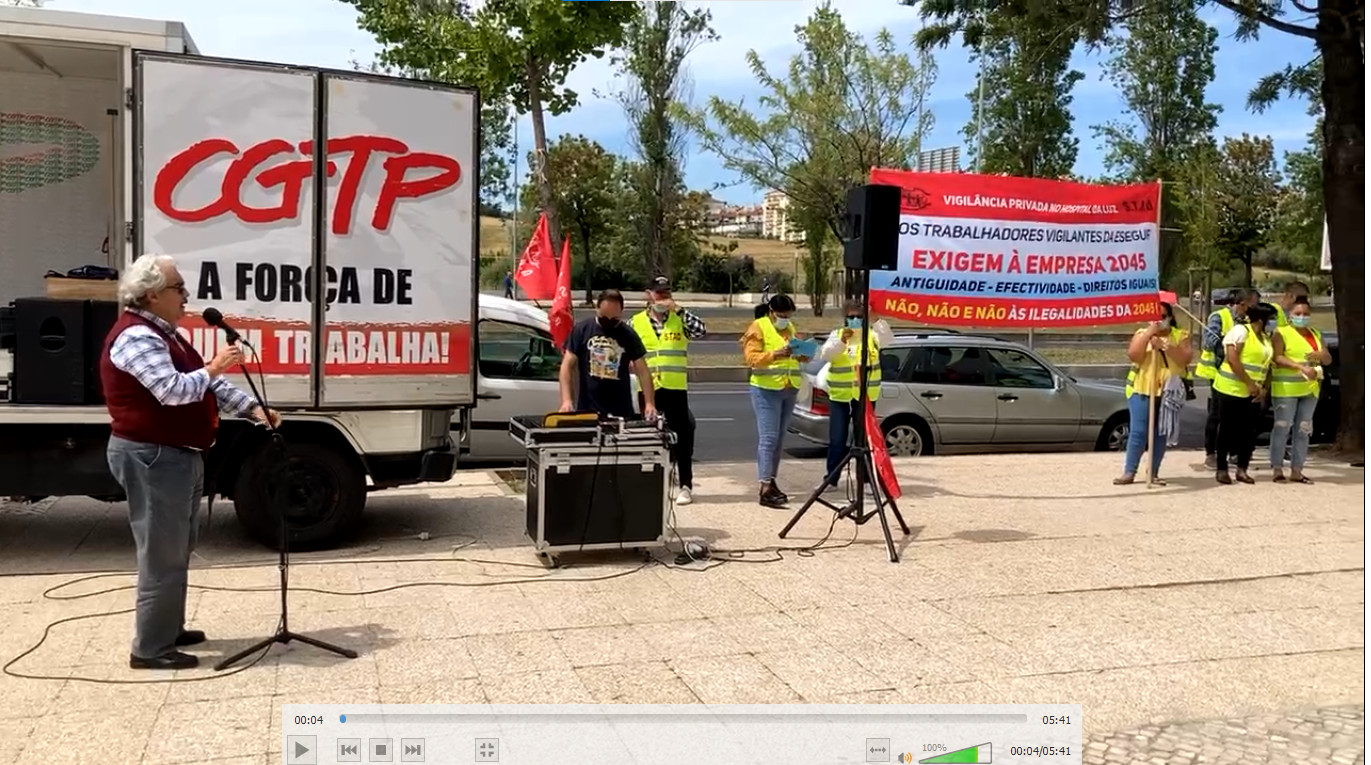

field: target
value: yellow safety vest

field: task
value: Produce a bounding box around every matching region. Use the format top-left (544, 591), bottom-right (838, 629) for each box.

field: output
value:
top-left (827, 329), bottom-right (881, 403)
top-left (631, 310), bottom-right (689, 391)
top-left (1270, 326), bottom-right (1323, 399)
top-left (1274, 303), bottom-right (1289, 328)
top-left (1212, 328), bottom-right (1273, 398)
top-left (749, 317), bottom-right (801, 390)
top-left (1124, 326), bottom-right (1189, 398)
top-left (1195, 308), bottom-right (1236, 380)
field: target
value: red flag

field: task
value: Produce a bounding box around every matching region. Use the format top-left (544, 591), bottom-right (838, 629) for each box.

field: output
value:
top-left (515, 213), bottom-right (556, 300)
top-left (549, 237), bottom-right (573, 350)
top-left (865, 400), bottom-right (902, 500)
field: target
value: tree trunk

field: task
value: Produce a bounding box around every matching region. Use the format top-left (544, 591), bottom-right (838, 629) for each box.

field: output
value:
top-left (525, 58), bottom-right (562, 251)
top-left (580, 222), bottom-right (594, 306)
top-left (1319, 14), bottom-right (1365, 454)
top-left (1242, 255), bottom-right (1253, 289)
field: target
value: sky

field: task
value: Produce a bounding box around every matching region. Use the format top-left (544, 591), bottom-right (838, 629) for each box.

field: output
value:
top-left (45, 0), bottom-right (1321, 206)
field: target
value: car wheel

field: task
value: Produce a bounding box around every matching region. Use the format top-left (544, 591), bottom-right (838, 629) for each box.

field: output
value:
top-left (1097, 413), bottom-right (1130, 452)
top-left (883, 418), bottom-right (930, 457)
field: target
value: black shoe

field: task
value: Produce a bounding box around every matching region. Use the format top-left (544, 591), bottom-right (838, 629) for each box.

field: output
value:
top-left (768, 481), bottom-right (789, 503)
top-left (175, 629), bottom-right (207, 647)
top-left (1215, 471), bottom-right (1233, 485)
top-left (130, 651), bottom-right (199, 670)
top-left (759, 485), bottom-right (787, 509)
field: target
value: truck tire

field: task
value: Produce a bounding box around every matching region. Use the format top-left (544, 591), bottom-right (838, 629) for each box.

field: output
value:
top-left (232, 439), bottom-right (365, 552)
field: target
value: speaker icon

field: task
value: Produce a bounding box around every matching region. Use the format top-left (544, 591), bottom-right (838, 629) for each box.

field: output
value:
top-left (899, 754), bottom-right (913, 763)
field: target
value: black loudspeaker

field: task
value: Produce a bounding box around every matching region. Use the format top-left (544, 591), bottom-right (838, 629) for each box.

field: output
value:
top-left (842, 183), bottom-right (903, 271)
top-left (12, 298), bottom-right (120, 405)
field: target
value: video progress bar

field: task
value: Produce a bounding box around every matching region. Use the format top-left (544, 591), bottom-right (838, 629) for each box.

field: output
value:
top-left (340, 714), bottom-right (1029, 724)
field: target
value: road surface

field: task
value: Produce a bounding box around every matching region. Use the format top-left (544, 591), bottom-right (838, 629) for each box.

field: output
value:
top-left (686, 382), bottom-right (1214, 463)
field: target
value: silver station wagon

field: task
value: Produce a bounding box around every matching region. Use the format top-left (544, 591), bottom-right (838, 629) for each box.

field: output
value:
top-left (789, 333), bottom-right (1133, 456)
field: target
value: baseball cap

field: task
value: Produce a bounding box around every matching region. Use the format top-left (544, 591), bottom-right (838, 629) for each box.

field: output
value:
top-left (648, 276), bottom-right (671, 293)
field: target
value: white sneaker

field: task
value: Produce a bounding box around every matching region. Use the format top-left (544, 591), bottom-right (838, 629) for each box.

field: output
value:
top-left (676, 487), bottom-right (693, 505)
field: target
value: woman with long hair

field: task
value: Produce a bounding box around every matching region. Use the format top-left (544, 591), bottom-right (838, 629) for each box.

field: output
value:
top-left (1212, 302), bottom-right (1276, 484)
top-left (741, 294), bottom-right (808, 508)
top-left (1114, 302), bottom-right (1193, 485)
top-left (1268, 297), bottom-right (1331, 483)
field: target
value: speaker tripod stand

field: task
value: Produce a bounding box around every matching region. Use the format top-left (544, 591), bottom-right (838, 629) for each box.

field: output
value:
top-left (777, 266), bottom-right (910, 562)
top-left (214, 354), bottom-right (356, 671)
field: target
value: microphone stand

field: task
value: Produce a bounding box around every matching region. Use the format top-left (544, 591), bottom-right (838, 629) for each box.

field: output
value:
top-left (215, 338), bottom-right (356, 671)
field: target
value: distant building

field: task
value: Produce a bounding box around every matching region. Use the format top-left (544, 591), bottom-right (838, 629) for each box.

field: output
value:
top-left (699, 194), bottom-right (763, 237)
top-left (761, 189), bottom-right (804, 243)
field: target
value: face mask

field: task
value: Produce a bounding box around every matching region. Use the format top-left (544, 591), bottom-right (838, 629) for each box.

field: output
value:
top-left (846, 317), bottom-right (862, 330)
top-left (597, 316), bottom-right (619, 329)
top-left (651, 302), bottom-right (669, 314)
top-left (772, 317), bottom-right (789, 330)
top-left (1291, 315), bottom-right (1310, 328)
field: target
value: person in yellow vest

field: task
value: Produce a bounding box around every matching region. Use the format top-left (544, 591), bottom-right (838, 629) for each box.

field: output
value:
top-left (1212, 302), bottom-right (1276, 484)
top-left (1199, 289), bottom-right (1256, 469)
top-left (630, 276), bottom-right (706, 505)
top-left (1271, 280), bottom-right (1310, 329)
top-left (817, 298), bottom-right (893, 490)
top-left (741, 294), bottom-right (809, 508)
top-left (1268, 297), bottom-right (1330, 484)
top-left (1114, 303), bottom-right (1193, 485)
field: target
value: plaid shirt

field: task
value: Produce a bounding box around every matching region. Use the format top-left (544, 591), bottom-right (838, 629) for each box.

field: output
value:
top-left (648, 307), bottom-right (706, 339)
top-left (108, 308), bottom-right (256, 417)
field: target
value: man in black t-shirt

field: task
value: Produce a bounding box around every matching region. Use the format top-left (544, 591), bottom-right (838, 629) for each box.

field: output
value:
top-left (559, 289), bottom-right (658, 420)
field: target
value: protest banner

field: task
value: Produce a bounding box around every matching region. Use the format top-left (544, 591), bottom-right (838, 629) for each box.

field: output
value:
top-left (867, 169), bottom-right (1163, 327)
top-left (138, 56), bottom-right (476, 405)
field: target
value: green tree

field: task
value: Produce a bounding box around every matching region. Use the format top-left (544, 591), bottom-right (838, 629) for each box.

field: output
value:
top-left (517, 136), bottom-right (620, 304)
top-left (614, 2), bottom-right (717, 280)
top-left (947, 5), bottom-right (1084, 177)
top-left (1214, 134), bottom-right (1280, 288)
top-left (908, 0), bottom-right (1364, 453)
top-left (682, 2), bottom-right (933, 315)
top-left (1271, 123), bottom-right (1324, 269)
top-left (1093, 0), bottom-right (1221, 284)
top-left (345, 0), bottom-right (636, 251)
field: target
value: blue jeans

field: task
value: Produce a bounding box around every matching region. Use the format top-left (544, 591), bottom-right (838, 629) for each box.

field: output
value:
top-left (107, 436), bottom-right (204, 659)
top-left (750, 386), bottom-right (797, 482)
top-left (826, 400), bottom-right (858, 483)
top-left (1122, 393), bottom-right (1166, 477)
top-left (1269, 395), bottom-right (1318, 471)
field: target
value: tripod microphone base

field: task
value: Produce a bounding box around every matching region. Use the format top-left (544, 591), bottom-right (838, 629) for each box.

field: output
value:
top-left (214, 629), bottom-right (358, 672)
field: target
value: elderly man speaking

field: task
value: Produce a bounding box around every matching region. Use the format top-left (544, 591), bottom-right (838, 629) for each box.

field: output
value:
top-left (100, 253), bottom-right (279, 670)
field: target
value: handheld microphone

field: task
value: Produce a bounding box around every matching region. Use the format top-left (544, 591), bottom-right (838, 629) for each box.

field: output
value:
top-left (201, 307), bottom-right (241, 344)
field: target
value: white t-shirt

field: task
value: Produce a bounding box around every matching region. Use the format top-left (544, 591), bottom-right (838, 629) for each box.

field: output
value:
top-left (1222, 324), bottom-right (1273, 367)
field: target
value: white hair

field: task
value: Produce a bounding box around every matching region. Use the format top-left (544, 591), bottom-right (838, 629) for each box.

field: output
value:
top-left (118, 254), bottom-right (177, 308)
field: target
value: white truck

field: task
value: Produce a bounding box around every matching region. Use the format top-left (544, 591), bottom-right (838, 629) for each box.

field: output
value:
top-left (0, 7), bottom-right (480, 550)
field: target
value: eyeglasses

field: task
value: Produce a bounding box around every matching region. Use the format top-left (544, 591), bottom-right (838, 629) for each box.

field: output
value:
top-left (165, 282), bottom-right (188, 296)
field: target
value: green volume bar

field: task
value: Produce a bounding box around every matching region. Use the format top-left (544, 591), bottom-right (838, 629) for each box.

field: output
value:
top-left (919, 742), bottom-right (992, 764)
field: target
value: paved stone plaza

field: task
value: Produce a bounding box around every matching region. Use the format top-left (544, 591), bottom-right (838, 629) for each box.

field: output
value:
top-left (0, 451), bottom-right (1362, 764)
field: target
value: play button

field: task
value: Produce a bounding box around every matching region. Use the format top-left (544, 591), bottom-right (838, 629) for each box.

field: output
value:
top-left (286, 735), bottom-right (317, 764)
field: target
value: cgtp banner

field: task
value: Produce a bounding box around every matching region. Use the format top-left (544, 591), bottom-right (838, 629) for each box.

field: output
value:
top-left (137, 54), bottom-right (476, 405)
top-left (868, 169), bottom-right (1163, 327)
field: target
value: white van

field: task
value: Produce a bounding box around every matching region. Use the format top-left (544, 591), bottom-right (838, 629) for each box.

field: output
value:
top-left (462, 295), bottom-right (562, 462)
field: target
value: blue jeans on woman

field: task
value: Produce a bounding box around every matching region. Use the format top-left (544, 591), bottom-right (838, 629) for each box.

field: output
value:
top-left (750, 386), bottom-right (798, 482)
top-left (826, 400), bottom-right (858, 483)
top-left (1122, 393), bottom-right (1167, 477)
top-left (1269, 395), bottom-right (1318, 471)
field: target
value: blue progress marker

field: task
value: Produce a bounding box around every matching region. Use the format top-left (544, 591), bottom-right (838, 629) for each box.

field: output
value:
top-left (341, 715), bottom-right (347, 723)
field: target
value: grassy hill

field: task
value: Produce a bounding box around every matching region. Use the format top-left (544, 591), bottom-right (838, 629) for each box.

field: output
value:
top-left (478, 215), bottom-right (803, 271)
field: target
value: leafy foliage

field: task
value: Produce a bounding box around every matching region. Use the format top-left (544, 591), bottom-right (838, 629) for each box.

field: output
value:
top-left (518, 135), bottom-right (620, 304)
top-left (345, 0), bottom-right (637, 248)
top-left (1215, 134), bottom-right (1281, 287)
top-left (680, 2), bottom-right (933, 313)
top-left (960, 4), bottom-right (1084, 177)
top-left (1271, 122), bottom-right (1324, 268)
top-left (613, 2), bottom-right (717, 280)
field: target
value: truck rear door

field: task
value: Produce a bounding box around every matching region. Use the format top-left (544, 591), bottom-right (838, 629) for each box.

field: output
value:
top-left (132, 51), bottom-right (478, 410)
